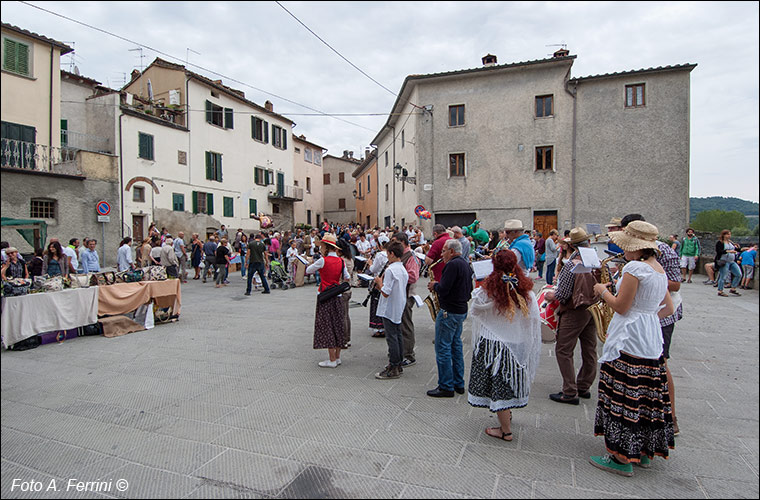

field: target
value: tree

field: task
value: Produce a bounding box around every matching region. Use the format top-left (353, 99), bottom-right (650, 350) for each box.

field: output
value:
top-left (691, 210), bottom-right (749, 233)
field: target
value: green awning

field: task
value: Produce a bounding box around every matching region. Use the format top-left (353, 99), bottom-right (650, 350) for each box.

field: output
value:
top-left (1, 217), bottom-right (48, 250)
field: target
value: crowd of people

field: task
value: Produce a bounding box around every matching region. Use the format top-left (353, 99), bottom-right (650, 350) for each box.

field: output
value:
top-left (1, 215), bottom-right (758, 479)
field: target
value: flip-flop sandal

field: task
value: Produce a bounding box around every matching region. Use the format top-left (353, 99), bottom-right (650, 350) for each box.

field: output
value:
top-left (485, 427), bottom-right (513, 441)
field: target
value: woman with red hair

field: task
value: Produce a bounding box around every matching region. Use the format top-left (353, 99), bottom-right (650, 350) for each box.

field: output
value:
top-left (467, 249), bottom-right (541, 441)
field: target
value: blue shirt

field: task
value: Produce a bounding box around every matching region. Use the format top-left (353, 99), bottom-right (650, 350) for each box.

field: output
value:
top-left (509, 234), bottom-right (535, 273)
top-left (81, 248), bottom-right (100, 273)
top-left (740, 249), bottom-right (757, 267)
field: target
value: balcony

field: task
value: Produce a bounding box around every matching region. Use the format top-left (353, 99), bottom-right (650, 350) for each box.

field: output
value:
top-left (1, 138), bottom-right (82, 176)
top-left (61, 130), bottom-right (113, 154)
top-left (268, 184), bottom-right (304, 202)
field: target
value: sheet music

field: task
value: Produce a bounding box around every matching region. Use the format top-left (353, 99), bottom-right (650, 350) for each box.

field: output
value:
top-left (471, 259), bottom-right (494, 280)
top-left (571, 262), bottom-right (593, 274)
top-left (412, 295), bottom-right (424, 308)
top-left (296, 255), bottom-right (310, 265)
top-left (578, 247), bottom-right (601, 269)
top-left (354, 255), bottom-right (367, 262)
top-left (357, 273), bottom-right (374, 281)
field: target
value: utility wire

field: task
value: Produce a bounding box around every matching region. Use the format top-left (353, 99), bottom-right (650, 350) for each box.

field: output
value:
top-left (275, 1), bottom-right (423, 111)
top-left (18, 1), bottom-right (379, 133)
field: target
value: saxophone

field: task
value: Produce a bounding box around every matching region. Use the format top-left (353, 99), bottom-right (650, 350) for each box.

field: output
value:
top-left (423, 259), bottom-right (444, 322)
top-left (589, 253), bottom-right (624, 343)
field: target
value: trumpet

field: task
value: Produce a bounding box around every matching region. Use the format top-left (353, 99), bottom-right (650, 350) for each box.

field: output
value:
top-left (423, 259), bottom-right (444, 322)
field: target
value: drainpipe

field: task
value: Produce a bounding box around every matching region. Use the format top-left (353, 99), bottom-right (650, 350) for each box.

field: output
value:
top-left (49, 46), bottom-right (54, 154)
top-left (565, 77), bottom-right (578, 228)
top-left (391, 126), bottom-right (396, 227)
top-left (118, 109), bottom-right (125, 242)
top-left (185, 75), bottom-right (191, 186)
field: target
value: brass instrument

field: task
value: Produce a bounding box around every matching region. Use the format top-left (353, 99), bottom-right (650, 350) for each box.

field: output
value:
top-left (589, 252), bottom-right (625, 343)
top-left (423, 259), bottom-right (444, 322)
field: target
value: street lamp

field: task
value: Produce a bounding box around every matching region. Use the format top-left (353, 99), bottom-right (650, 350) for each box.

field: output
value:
top-left (394, 163), bottom-right (416, 184)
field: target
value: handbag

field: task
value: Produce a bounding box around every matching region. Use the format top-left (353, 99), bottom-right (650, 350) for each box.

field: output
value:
top-left (2, 278), bottom-right (32, 297)
top-left (69, 274), bottom-right (91, 288)
top-left (317, 281), bottom-right (351, 303)
top-left (143, 266), bottom-right (167, 281)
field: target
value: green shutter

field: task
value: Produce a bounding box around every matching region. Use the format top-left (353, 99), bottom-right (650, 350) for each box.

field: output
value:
top-left (16, 41), bottom-right (29, 75)
top-left (139, 133), bottom-right (146, 158)
top-left (205, 151), bottom-right (213, 179)
top-left (282, 130), bottom-right (287, 150)
top-left (223, 196), bottom-right (233, 217)
top-left (60, 120), bottom-right (68, 146)
top-left (205, 100), bottom-right (213, 123)
top-left (215, 153), bottom-right (222, 182)
top-left (263, 121), bottom-right (269, 143)
top-left (249, 199), bottom-right (257, 218)
top-left (254, 168), bottom-right (259, 185)
top-left (192, 191), bottom-right (198, 214)
top-left (3, 38), bottom-right (17, 72)
top-left (225, 108), bottom-right (234, 129)
top-left (207, 193), bottom-right (214, 215)
top-left (251, 116), bottom-right (255, 139)
top-left (3, 38), bottom-right (29, 75)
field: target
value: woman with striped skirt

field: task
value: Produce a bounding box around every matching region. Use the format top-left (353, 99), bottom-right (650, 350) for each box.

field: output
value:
top-left (590, 221), bottom-right (676, 477)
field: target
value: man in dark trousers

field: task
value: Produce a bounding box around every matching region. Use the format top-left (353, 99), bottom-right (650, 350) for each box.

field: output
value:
top-left (426, 239), bottom-right (473, 398)
top-left (392, 232), bottom-right (420, 367)
top-left (245, 233), bottom-right (271, 295)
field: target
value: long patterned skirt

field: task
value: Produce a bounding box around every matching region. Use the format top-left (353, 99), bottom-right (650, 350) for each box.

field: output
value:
top-left (313, 295), bottom-right (346, 349)
top-left (468, 337), bottom-right (531, 412)
top-left (369, 292), bottom-right (383, 330)
top-left (594, 352), bottom-right (675, 462)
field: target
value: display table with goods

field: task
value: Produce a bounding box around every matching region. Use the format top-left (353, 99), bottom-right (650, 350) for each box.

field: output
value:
top-left (1, 266), bottom-right (181, 350)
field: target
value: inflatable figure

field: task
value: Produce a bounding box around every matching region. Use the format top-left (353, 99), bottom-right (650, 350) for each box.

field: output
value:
top-left (463, 219), bottom-right (490, 245)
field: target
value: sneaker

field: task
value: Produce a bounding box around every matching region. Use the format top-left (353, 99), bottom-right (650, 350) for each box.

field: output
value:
top-left (375, 365), bottom-right (401, 379)
top-left (336, 358), bottom-right (342, 366)
top-left (401, 358), bottom-right (416, 367)
top-left (589, 455), bottom-right (633, 477)
top-left (318, 360), bottom-right (339, 368)
top-left (702, 280), bottom-right (713, 285)
top-left (635, 455), bottom-right (652, 468)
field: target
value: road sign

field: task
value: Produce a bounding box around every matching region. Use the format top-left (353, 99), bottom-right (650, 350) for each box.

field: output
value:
top-left (96, 201), bottom-right (111, 216)
top-left (97, 215), bottom-right (111, 223)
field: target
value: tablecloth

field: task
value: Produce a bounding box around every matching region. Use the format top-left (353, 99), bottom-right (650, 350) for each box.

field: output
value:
top-left (97, 280), bottom-right (181, 317)
top-left (1, 287), bottom-right (99, 348)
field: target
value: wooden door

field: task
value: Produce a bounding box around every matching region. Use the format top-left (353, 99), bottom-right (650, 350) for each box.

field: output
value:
top-left (132, 215), bottom-right (144, 243)
top-left (533, 211), bottom-right (558, 237)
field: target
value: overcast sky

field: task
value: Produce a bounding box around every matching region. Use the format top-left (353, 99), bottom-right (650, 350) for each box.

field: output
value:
top-left (2, 1), bottom-right (758, 202)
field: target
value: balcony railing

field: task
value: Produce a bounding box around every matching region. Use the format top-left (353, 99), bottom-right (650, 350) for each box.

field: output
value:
top-left (268, 184), bottom-right (304, 201)
top-left (1, 138), bottom-right (82, 176)
top-left (61, 130), bottom-right (113, 154)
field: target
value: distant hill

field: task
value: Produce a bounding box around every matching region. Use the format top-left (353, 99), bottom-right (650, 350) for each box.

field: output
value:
top-left (690, 197), bottom-right (759, 224)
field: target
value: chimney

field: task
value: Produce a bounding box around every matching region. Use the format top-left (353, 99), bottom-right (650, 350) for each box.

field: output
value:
top-left (365, 148), bottom-right (370, 159)
top-left (265, 100), bottom-right (273, 112)
top-left (349, 151), bottom-right (354, 159)
top-left (553, 48), bottom-right (570, 58)
top-left (343, 150), bottom-right (349, 158)
top-left (482, 54), bottom-right (498, 67)
top-left (130, 69), bottom-right (140, 82)
top-left (299, 134), bottom-right (306, 140)
top-left (213, 79), bottom-right (222, 85)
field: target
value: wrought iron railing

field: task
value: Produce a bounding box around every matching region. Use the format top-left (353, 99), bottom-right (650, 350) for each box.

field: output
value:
top-left (1, 138), bottom-right (82, 175)
top-left (268, 184), bottom-right (304, 201)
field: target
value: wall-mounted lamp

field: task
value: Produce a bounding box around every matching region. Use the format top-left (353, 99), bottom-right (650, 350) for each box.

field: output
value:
top-left (393, 163), bottom-right (416, 185)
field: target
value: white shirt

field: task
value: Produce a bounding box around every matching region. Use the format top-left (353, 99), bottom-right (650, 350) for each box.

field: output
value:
top-left (117, 244), bottom-right (134, 271)
top-left (356, 239), bottom-right (372, 255)
top-left (62, 246), bottom-right (78, 271)
top-left (306, 252), bottom-right (351, 280)
top-left (370, 251), bottom-right (388, 276)
top-left (376, 261), bottom-right (409, 324)
top-left (286, 246), bottom-right (299, 264)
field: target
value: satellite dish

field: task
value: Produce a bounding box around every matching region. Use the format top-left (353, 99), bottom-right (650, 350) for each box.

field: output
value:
top-left (147, 79), bottom-right (154, 101)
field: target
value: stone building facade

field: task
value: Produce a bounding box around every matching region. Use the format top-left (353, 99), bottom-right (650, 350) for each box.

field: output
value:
top-left (322, 152), bottom-right (361, 225)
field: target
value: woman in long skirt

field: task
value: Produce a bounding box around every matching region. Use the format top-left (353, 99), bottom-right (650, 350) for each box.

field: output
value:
top-left (306, 234), bottom-right (350, 368)
top-left (468, 249), bottom-right (541, 441)
top-left (368, 239), bottom-right (389, 337)
top-left (590, 221), bottom-right (675, 477)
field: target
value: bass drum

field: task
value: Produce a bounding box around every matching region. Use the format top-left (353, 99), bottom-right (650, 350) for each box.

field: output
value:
top-left (537, 285), bottom-right (559, 344)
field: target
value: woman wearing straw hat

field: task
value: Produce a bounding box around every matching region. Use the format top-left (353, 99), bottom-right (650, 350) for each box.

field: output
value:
top-left (306, 233), bottom-right (350, 368)
top-left (589, 220), bottom-right (675, 477)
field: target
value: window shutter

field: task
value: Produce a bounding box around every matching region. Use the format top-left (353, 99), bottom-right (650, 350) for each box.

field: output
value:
top-left (60, 120), bottom-right (68, 146)
top-left (225, 108), bottom-right (234, 129)
top-left (249, 199), bottom-right (257, 218)
top-left (251, 116), bottom-right (255, 139)
top-left (192, 191), bottom-right (198, 214)
top-left (264, 121), bottom-right (269, 143)
top-left (215, 154), bottom-right (223, 182)
top-left (139, 133), bottom-right (147, 158)
top-left (282, 130), bottom-right (287, 150)
top-left (207, 193), bottom-right (214, 215)
top-left (205, 151), bottom-right (213, 179)
top-left (16, 41), bottom-right (29, 75)
top-left (3, 38), bottom-right (17, 72)
top-left (254, 168), bottom-right (260, 185)
top-left (205, 100), bottom-right (213, 123)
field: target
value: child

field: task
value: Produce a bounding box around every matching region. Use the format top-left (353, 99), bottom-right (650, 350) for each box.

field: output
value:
top-left (739, 244), bottom-right (757, 289)
top-left (374, 241), bottom-right (409, 380)
top-left (286, 240), bottom-right (299, 282)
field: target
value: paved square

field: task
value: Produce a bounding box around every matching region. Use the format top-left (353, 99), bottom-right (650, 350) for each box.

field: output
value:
top-left (2, 274), bottom-right (758, 498)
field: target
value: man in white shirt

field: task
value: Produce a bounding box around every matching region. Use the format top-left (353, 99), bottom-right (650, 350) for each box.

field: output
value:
top-left (374, 241), bottom-right (409, 380)
top-left (63, 238), bottom-right (80, 274)
top-left (117, 237), bottom-right (135, 271)
top-left (173, 232), bottom-right (188, 283)
top-left (356, 233), bottom-right (372, 258)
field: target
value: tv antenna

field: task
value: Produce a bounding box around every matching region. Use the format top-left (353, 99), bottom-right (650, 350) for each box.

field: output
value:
top-left (129, 47), bottom-right (145, 72)
top-left (546, 43), bottom-right (568, 57)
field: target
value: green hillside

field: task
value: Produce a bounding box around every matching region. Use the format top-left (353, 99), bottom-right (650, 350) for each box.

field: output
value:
top-left (690, 197), bottom-right (759, 222)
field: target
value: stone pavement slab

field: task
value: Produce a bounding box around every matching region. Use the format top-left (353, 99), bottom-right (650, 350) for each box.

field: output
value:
top-left (2, 273), bottom-right (758, 498)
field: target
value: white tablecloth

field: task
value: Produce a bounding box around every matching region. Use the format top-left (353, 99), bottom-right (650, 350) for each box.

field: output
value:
top-left (1, 287), bottom-right (99, 348)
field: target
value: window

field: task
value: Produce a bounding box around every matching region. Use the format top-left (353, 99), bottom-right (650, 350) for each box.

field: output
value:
top-left (401, 129), bottom-right (405, 148)
top-left (339, 172), bottom-right (345, 184)
top-left (254, 167), bottom-right (266, 186)
top-left (385, 151), bottom-right (388, 167)
top-left (273, 203), bottom-right (280, 214)
top-left (60, 120), bottom-right (68, 147)
top-left (367, 174), bottom-right (371, 192)
top-left (304, 148), bottom-right (313, 163)
top-left (294, 147), bottom-right (300, 153)
top-left (307, 209), bottom-right (312, 225)
top-left (625, 84), bottom-right (645, 107)
top-left (1, 121), bottom-right (36, 168)
top-left (449, 105), bottom-right (465, 126)
top-left (192, 191), bottom-right (213, 215)
top-left (272, 124), bottom-right (287, 150)
top-left (133, 186), bottom-right (145, 202)
top-left (267, 169), bottom-right (274, 185)
top-left (249, 199), bottom-right (258, 218)
top-left (206, 100), bottom-right (233, 128)
top-left (138, 132), bottom-right (154, 160)
top-left (358, 182), bottom-right (362, 197)
top-left (306, 177), bottom-right (311, 193)
top-left (205, 151), bottom-right (223, 181)
top-left (172, 193), bottom-right (185, 211)
top-left (449, 153), bottom-right (465, 177)
top-left (223, 196), bottom-right (234, 217)
top-left (338, 198), bottom-right (346, 210)
top-left (178, 150), bottom-right (187, 165)
top-left (385, 184), bottom-right (389, 201)
top-left (535, 95), bottom-right (553, 118)
top-left (3, 37), bottom-right (31, 76)
top-left (536, 146), bottom-right (553, 171)
top-left (314, 153), bottom-right (321, 166)
top-left (324, 173), bottom-right (331, 185)
top-left (251, 116), bottom-right (269, 142)
top-left (30, 199), bottom-right (55, 219)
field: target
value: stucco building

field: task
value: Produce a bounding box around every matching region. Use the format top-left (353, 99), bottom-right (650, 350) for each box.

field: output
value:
top-left (371, 50), bottom-right (696, 238)
top-left (352, 149), bottom-right (378, 228)
top-left (292, 134), bottom-right (326, 228)
top-left (322, 151), bottom-right (361, 225)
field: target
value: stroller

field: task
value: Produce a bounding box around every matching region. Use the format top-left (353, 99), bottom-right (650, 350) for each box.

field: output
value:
top-left (268, 259), bottom-right (292, 289)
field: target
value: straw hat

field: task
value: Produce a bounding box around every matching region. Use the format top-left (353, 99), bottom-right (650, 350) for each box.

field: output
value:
top-left (503, 219), bottom-right (524, 231)
top-left (5, 247), bottom-right (18, 254)
top-left (605, 217), bottom-right (622, 228)
top-left (567, 227), bottom-right (591, 245)
top-left (320, 233), bottom-right (341, 249)
top-left (609, 220), bottom-right (661, 253)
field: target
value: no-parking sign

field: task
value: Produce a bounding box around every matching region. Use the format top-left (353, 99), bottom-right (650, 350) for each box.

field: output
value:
top-left (96, 201), bottom-right (111, 222)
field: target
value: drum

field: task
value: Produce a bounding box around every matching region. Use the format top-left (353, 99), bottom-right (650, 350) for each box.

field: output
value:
top-left (537, 285), bottom-right (559, 343)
